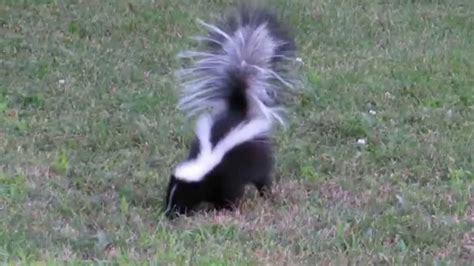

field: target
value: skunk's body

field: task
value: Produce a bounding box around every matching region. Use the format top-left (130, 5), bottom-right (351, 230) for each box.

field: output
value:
top-left (164, 5), bottom-right (297, 217)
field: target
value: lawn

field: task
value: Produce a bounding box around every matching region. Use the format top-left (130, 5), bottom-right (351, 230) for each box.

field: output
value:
top-left (1, 0), bottom-right (473, 264)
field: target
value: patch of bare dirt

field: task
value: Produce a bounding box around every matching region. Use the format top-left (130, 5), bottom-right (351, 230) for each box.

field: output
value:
top-left (461, 229), bottom-right (474, 260)
top-left (318, 181), bottom-right (370, 208)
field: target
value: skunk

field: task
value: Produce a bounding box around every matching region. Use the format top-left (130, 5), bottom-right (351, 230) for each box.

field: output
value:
top-left (164, 5), bottom-right (297, 218)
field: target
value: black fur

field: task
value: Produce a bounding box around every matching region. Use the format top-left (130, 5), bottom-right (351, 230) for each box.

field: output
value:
top-left (165, 111), bottom-right (274, 217)
top-left (164, 5), bottom-right (296, 218)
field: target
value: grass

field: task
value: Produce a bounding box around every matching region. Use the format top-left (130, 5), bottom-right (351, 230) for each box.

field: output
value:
top-left (1, 0), bottom-right (473, 264)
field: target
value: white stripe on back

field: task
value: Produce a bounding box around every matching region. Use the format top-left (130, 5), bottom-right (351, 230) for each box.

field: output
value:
top-left (174, 114), bottom-right (272, 182)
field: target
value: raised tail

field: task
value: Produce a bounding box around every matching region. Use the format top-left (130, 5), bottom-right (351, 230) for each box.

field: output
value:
top-left (176, 6), bottom-right (298, 125)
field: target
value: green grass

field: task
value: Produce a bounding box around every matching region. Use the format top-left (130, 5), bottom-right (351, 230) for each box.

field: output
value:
top-left (1, 0), bottom-right (474, 264)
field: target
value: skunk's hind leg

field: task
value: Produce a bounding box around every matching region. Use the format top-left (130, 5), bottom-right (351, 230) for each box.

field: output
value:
top-left (253, 175), bottom-right (272, 198)
top-left (213, 184), bottom-right (245, 211)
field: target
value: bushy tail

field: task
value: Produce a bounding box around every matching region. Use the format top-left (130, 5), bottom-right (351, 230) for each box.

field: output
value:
top-left (176, 5), bottom-right (298, 125)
